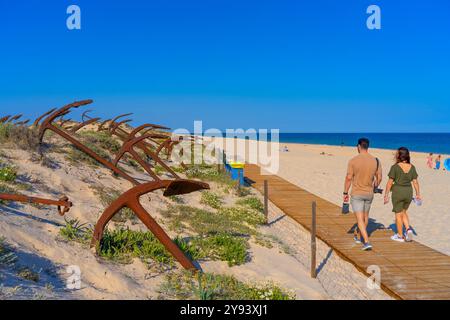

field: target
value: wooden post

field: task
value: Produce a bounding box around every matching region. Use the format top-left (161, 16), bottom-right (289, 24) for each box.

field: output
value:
top-left (237, 169), bottom-right (242, 190)
top-left (311, 201), bottom-right (317, 278)
top-left (264, 180), bottom-right (269, 225)
top-left (222, 150), bottom-right (226, 167)
top-left (217, 148), bottom-right (221, 173)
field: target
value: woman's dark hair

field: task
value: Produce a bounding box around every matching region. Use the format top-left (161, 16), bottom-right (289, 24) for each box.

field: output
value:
top-left (396, 147), bottom-right (410, 163)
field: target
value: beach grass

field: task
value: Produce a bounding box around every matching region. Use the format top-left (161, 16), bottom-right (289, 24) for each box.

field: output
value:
top-left (200, 191), bottom-right (223, 209)
top-left (236, 196), bottom-right (264, 213)
top-left (90, 185), bottom-right (137, 223)
top-left (160, 204), bottom-right (256, 235)
top-left (97, 228), bottom-right (200, 265)
top-left (190, 233), bottom-right (249, 266)
top-left (0, 165), bottom-right (17, 182)
top-left (185, 164), bottom-right (235, 187)
top-left (159, 270), bottom-right (295, 300)
top-left (160, 203), bottom-right (268, 266)
top-left (59, 218), bottom-right (92, 244)
top-left (0, 123), bottom-right (40, 152)
top-left (77, 130), bottom-right (121, 154)
top-left (17, 266), bottom-right (40, 283)
top-left (0, 237), bottom-right (18, 267)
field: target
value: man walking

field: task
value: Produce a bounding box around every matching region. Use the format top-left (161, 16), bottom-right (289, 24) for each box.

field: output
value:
top-left (343, 138), bottom-right (382, 251)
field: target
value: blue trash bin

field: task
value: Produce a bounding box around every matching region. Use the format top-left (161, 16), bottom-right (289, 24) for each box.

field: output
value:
top-left (228, 162), bottom-right (245, 185)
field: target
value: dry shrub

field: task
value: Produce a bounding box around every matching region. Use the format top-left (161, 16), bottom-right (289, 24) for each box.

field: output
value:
top-left (0, 123), bottom-right (41, 152)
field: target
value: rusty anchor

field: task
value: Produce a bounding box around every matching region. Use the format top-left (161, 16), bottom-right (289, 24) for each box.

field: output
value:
top-left (112, 133), bottom-right (178, 181)
top-left (107, 119), bottom-right (182, 178)
top-left (7, 114), bottom-right (23, 123)
top-left (101, 117), bottom-right (174, 178)
top-left (0, 114), bottom-right (23, 124)
top-left (0, 116), bottom-right (11, 123)
top-left (123, 123), bottom-right (171, 146)
top-left (122, 123), bottom-right (193, 172)
top-left (109, 119), bottom-right (134, 137)
top-left (97, 119), bottom-right (112, 132)
top-left (91, 179), bottom-right (210, 270)
top-left (113, 127), bottom-right (182, 180)
top-left (1, 115), bottom-right (30, 126)
top-left (154, 134), bottom-right (198, 169)
top-left (69, 117), bottom-right (101, 133)
top-left (14, 119), bottom-right (30, 126)
top-left (33, 108), bottom-right (57, 127)
top-left (110, 113), bottom-right (133, 127)
top-left (0, 193), bottom-right (72, 216)
top-left (81, 110), bottom-right (93, 122)
top-left (98, 113), bottom-right (132, 134)
top-left (65, 109), bottom-right (100, 133)
top-left (2, 103), bottom-right (212, 271)
top-left (37, 100), bottom-right (139, 186)
top-left (156, 136), bottom-right (182, 158)
top-left (120, 123), bottom-right (172, 158)
top-left (59, 118), bottom-right (73, 129)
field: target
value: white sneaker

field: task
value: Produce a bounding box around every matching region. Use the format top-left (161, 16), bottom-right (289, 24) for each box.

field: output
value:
top-left (391, 234), bottom-right (405, 242)
top-left (405, 229), bottom-right (414, 242)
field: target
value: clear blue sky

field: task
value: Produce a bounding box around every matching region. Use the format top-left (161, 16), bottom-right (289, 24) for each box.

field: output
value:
top-left (0, 0), bottom-right (449, 132)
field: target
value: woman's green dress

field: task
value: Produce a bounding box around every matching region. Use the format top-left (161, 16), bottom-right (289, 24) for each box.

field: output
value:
top-left (388, 164), bottom-right (418, 213)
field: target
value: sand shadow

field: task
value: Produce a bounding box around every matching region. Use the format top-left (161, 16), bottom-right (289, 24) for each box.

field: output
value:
top-left (316, 248), bottom-right (333, 276)
top-left (0, 204), bottom-right (64, 227)
top-left (244, 177), bottom-right (255, 186)
top-left (0, 243), bottom-right (74, 299)
top-left (388, 223), bottom-right (418, 236)
top-left (347, 218), bottom-right (387, 237)
top-left (14, 174), bottom-right (62, 197)
top-left (268, 214), bottom-right (286, 226)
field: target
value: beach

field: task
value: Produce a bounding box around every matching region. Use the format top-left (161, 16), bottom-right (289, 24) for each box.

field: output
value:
top-left (1, 128), bottom-right (449, 300)
top-left (0, 135), bottom-right (328, 300)
top-left (212, 138), bottom-right (450, 256)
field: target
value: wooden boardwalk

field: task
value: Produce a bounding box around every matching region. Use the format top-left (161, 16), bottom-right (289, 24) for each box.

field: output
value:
top-left (245, 164), bottom-right (450, 300)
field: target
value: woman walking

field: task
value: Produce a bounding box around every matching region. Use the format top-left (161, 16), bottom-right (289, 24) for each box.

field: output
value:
top-left (384, 147), bottom-right (421, 242)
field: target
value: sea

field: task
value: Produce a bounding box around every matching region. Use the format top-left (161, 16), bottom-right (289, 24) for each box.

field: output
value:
top-left (204, 132), bottom-right (450, 155)
top-left (276, 133), bottom-right (450, 155)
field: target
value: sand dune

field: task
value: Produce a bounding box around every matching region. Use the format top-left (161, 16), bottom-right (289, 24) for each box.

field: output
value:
top-left (1, 136), bottom-right (327, 300)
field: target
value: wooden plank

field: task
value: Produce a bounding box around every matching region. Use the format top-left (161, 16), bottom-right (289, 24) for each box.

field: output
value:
top-left (245, 164), bottom-right (450, 300)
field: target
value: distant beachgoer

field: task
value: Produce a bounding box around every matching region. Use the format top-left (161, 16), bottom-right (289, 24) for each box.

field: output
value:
top-left (343, 138), bottom-right (382, 251)
top-left (435, 155), bottom-right (442, 170)
top-left (426, 153), bottom-right (433, 169)
top-left (283, 145), bottom-right (289, 152)
top-left (384, 147), bottom-right (421, 243)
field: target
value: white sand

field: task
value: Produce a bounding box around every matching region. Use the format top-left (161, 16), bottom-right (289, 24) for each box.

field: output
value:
top-left (212, 137), bottom-right (450, 256)
top-left (277, 143), bottom-right (450, 255)
top-left (0, 137), bottom-right (327, 300)
top-left (5, 130), bottom-right (441, 300)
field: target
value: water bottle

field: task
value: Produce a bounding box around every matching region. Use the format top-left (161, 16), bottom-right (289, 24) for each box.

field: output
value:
top-left (413, 197), bottom-right (422, 206)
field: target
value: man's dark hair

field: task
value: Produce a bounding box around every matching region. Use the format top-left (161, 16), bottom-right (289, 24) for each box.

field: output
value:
top-left (357, 138), bottom-right (370, 150)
